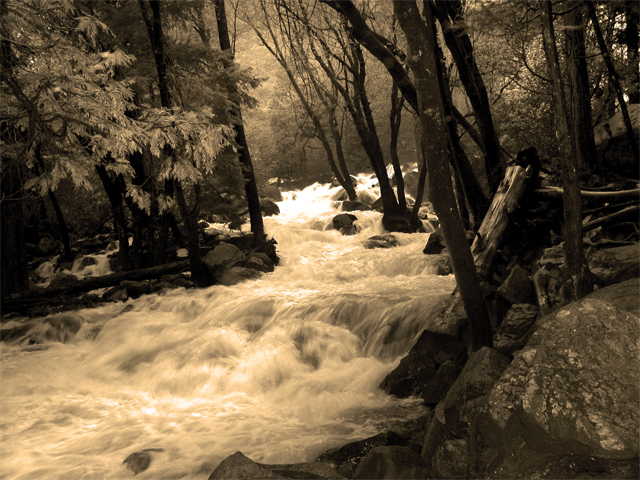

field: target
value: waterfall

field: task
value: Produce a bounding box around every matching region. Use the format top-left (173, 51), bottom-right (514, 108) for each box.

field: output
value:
top-left (0, 175), bottom-right (456, 480)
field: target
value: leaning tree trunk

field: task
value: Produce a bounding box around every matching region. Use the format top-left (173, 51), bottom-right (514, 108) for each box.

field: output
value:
top-left (395, 0), bottom-right (493, 352)
top-left (541, 0), bottom-right (592, 299)
top-left (390, 82), bottom-right (407, 212)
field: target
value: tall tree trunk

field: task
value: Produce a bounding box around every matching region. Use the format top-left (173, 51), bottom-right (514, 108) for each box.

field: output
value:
top-left (432, 0), bottom-right (503, 192)
top-left (564, 2), bottom-right (598, 176)
top-left (395, 0), bottom-right (493, 351)
top-left (1, 160), bottom-right (29, 298)
top-left (390, 82), bottom-right (407, 211)
top-left (214, 0), bottom-right (264, 237)
top-left (587, 1), bottom-right (639, 165)
top-left (541, 0), bottom-right (592, 299)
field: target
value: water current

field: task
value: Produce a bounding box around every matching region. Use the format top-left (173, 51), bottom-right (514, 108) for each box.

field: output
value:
top-left (1, 176), bottom-right (456, 479)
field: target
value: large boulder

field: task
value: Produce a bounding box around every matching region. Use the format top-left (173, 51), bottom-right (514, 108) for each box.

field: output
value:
top-left (353, 446), bottom-right (428, 480)
top-left (496, 265), bottom-right (536, 305)
top-left (476, 298), bottom-right (640, 478)
top-left (260, 199), bottom-right (280, 217)
top-left (423, 231), bottom-right (445, 255)
top-left (208, 451), bottom-right (343, 480)
top-left (588, 244), bottom-right (639, 284)
top-left (203, 243), bottom-right (246, 275)
top-left (262, 185), bottom-right (283, 202)
top-left (47, 271), bottom-right (79, 290)
top-left (584, 277), bottom-right (639, 317)
top-left (379, 331), bottom-right (466, 399)
top-left (245, 252), bottom-right (275, 273)
top-left (317, 431), bottom-right (409, 478)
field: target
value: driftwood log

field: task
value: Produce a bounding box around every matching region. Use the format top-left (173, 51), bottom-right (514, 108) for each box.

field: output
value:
top-left (471, 164), bottom-right (534, 279)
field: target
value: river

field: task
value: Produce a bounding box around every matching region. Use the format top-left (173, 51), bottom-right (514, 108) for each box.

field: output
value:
top-left (0, 176), bottom-right (456, 479)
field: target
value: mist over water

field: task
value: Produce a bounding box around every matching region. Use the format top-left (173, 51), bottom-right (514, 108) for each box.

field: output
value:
top-left (1, 177), bottom-right (456, 480)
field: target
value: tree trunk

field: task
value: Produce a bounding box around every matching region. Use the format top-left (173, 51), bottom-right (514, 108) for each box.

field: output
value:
top-left (564, 2), bottom-right (598, 176)
top-left (95, 164), bottom-right (132, 270)
top-left (587, 2), bottom-right (639, 165)
top-left (541, 0), bottom-right (592, 299)
top-left (214, 0), bottom-right (264, 237)
top-left (390, 82), bottom-right (407, 211)
top-left (1, 161), bottom-right (29, 298)
top-left (432, 0), bottom-right (503, 192)
top-left (395, 0), bottom-right (493, 351)
top-left (625, 1), bottom-right (639, 104)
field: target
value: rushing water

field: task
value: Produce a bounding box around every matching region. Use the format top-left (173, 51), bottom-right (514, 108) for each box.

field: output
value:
top-left (0, 176), bottom-right (456, 480)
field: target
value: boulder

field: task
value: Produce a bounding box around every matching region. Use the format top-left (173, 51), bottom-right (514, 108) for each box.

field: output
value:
top-left (353, 446), bottom-right (428, 480)
top-left (208, 452), bottom-right (283, 479)
top-left (362, 234), bottom-right (399, 249)
top-left (332, 213), bottom-right (357, 231)
top-left (493, 303), bottom-right (538, 356)
top-left (340, 225), bottom-right (358, 236)
top-left (79, 256), bottom-right (98, 269)
top-left (122, 448), bottom-right (164, 475)
top-left (496, 265), bottom-right (536, 305)
top-left (317, 431), bottom-right (409, 478)
top-left (208, 451), bottom-right (343, 480)
top-left (260, 199), bottom-right (280, 217)
top-left (262, 185), bottom-right (283, 202)
top-left (423, 231), bottom-right (445, 255)
top-left (47, 271), bottom-right (79, 290)
top-left (203, 243), bottom-right (246, 275)
top-left (38, 237), bottom-right (58, 255)
top-left (341, 200), bottom-right (371, 212)
top-left (245, 252), bottom-right (275, 273)
top-left (584, 277), bottom-right (639, 317)
top-left (435, 254), bottom-right (452, 276)
top-left (423, 347), bottom-right (510, 477)
top-left (379, 331), bottom-right (466, 398)
top-left (421, 359), bottom-right (464, 406)
top-left (588, 244), bottom-right (639, 284)
top-left (216, 267), bottom-right (262, 286)
top-left (476, 298), bottom-right (640, 478)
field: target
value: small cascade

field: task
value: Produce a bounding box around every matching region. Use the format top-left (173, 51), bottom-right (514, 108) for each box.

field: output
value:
top-left (0, 175), bottom-right (455, 480)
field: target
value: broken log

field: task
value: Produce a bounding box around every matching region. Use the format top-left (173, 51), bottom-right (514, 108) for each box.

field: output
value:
top-left (471, 164), bottom-right (533, 279)
top-left (535, 186), bottom-right (640, 201)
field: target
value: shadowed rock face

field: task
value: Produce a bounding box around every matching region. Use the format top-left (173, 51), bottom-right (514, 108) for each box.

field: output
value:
top-left (476, 298), bottom-right (640, 478)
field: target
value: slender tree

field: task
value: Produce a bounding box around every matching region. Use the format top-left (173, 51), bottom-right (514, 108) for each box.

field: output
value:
top-left (395, 0), bottom-right (493, 351)
top-left (540, 0), bottom-right (592, 299)
top-left (214, 0), bottom-right (265, 237)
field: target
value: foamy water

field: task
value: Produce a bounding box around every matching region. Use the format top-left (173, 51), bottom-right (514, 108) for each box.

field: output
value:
top-left (1, 176), bottom-right (455, 479)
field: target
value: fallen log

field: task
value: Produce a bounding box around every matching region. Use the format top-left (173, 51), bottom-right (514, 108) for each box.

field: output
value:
top-left (3, 260), bottom-right (190, 306)
top-left (535, 186), bottom-right (640, 201)
top-left (583, 205), bottom-right (640, 232)
top-left (471, 164), bottom-right (534, 279)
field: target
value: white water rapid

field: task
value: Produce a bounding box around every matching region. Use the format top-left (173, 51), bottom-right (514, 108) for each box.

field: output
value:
top-left (1, 176), bottom-right (456, 480)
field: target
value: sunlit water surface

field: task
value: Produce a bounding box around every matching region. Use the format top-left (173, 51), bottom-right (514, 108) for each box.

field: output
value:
top-left (1, 177), bottom-right (455, 479)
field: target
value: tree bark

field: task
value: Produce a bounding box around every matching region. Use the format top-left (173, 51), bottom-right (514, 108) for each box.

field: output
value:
top-left (395, 0), bottom-right (493, 351)
top-left (564, 2), bottom-right (598, 176)
top-left (541, 0), bottom-right (592, 299)
top-left (214, 0), bottom-right (265, 237)
top-left (390, 81), bottom-right (407, 212)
